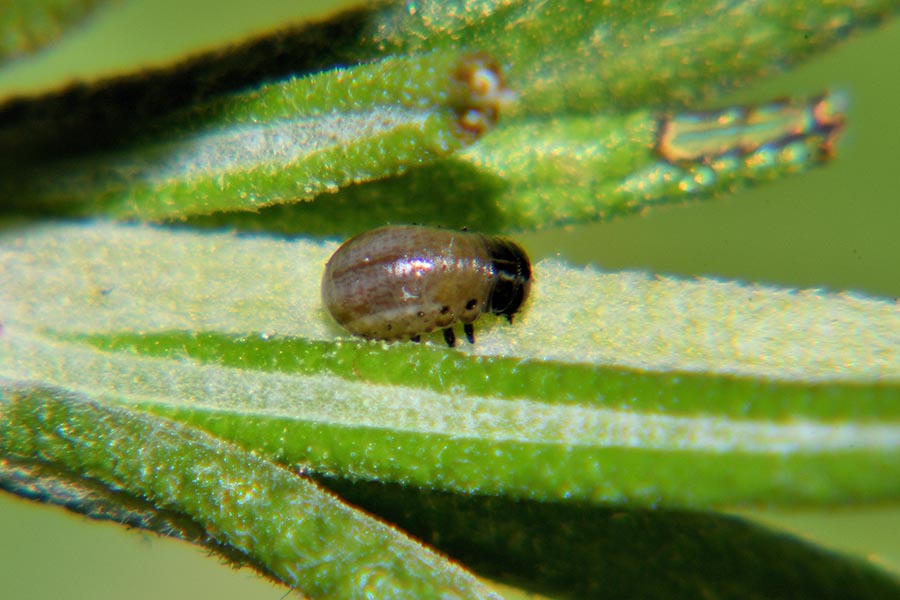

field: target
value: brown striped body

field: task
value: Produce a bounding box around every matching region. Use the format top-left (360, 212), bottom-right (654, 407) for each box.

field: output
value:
top-left (321, 225), bottom-right (531, 346)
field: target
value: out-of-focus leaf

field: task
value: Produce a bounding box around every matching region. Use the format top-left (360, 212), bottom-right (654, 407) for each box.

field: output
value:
top-left (0, 0), bottom-right (111, 64)
top-left (0, 4), bottom-right (377, 159)
top-left (370, 0), bottom-right (899, 112)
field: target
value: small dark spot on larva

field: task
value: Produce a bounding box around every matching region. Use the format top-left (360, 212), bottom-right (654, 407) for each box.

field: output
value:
top-left (440, 305), bottom-right (450, 314)
top-left (417, 311), bottom-right (426, 318)
top-left (387, 323), bottom-right (393, 331)
top-left (466, 299), bottom-right (478, 310)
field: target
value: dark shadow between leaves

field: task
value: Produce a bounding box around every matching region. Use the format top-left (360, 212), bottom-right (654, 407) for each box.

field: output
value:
top-left (0, 5), bottom-right (381, 168)
top-left (4, 450), bottom-right (898, 599)
top-left (317, 476), bottom-right (900, 600)
top-left (182, 157), bottom-right (514, 237)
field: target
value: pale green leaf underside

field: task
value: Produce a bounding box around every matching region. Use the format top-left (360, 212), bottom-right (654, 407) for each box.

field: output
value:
top-left (2, 221), bottom-right (898, 505)
top-left (3, 221), bottom-right (898, 380)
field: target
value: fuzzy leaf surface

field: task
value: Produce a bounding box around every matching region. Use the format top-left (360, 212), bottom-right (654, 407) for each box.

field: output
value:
top-left (2, 222), bottom-right (898, 507)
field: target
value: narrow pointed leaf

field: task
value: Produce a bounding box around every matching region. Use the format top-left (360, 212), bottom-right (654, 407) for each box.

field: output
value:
top-left (0, 382), bottom-right (500, 600)
top-left (199, 92), bottom-right (846, 234)
top-left (1, 50), bottom-right (506, 219)
top-left (2, 222), bottom-right (899, 507)
top-left (0, 454), bottom-right (269, 573)
top-left (1, 0), bottom-right (895, 229)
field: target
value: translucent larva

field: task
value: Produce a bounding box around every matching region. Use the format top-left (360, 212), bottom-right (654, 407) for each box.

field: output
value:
top-left (321, 225), bottom-right (532, 347)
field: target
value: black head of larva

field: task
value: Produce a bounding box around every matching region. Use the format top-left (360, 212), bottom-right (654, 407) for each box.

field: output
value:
top-left (484, 235), bottom-right (532, 323)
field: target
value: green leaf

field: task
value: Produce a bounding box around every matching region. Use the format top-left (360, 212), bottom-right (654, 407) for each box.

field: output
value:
top-left (0, 0), bottom-right (111, 63)
top-left (0, 50), bottom-right (507, 219)
top-left (2, 0), bottom-right (896, 229)
top-left (0, 453), bottom-right (268, 571)
top-left (2, 1), bottom-right (900, 597)
top-left (197, 93), bottom-right (845, 234)
top-left (3, 221), bottom-right (900, 597)
top-left (2, 221), bottom-right (899, 507)
top-left (371, 0), bottom-right (899, 111)
top-left (0, 383), bottom-right (500, 600)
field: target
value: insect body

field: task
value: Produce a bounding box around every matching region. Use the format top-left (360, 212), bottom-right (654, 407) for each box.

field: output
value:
top-left (322, 225), bottom-right (532, 346)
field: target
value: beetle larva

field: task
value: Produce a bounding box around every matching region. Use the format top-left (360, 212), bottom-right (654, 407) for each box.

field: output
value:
top-left (321, 225), bottom-right (532, 347)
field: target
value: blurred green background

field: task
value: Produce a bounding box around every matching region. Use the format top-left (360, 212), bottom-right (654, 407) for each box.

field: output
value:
top-left (1, 1), bottom-right (898, 598)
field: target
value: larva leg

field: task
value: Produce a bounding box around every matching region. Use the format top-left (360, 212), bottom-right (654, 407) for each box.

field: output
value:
top-left (442, 328), bottom-right (457, 347)
top-left (464, 323), bottom-right (475, 344)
